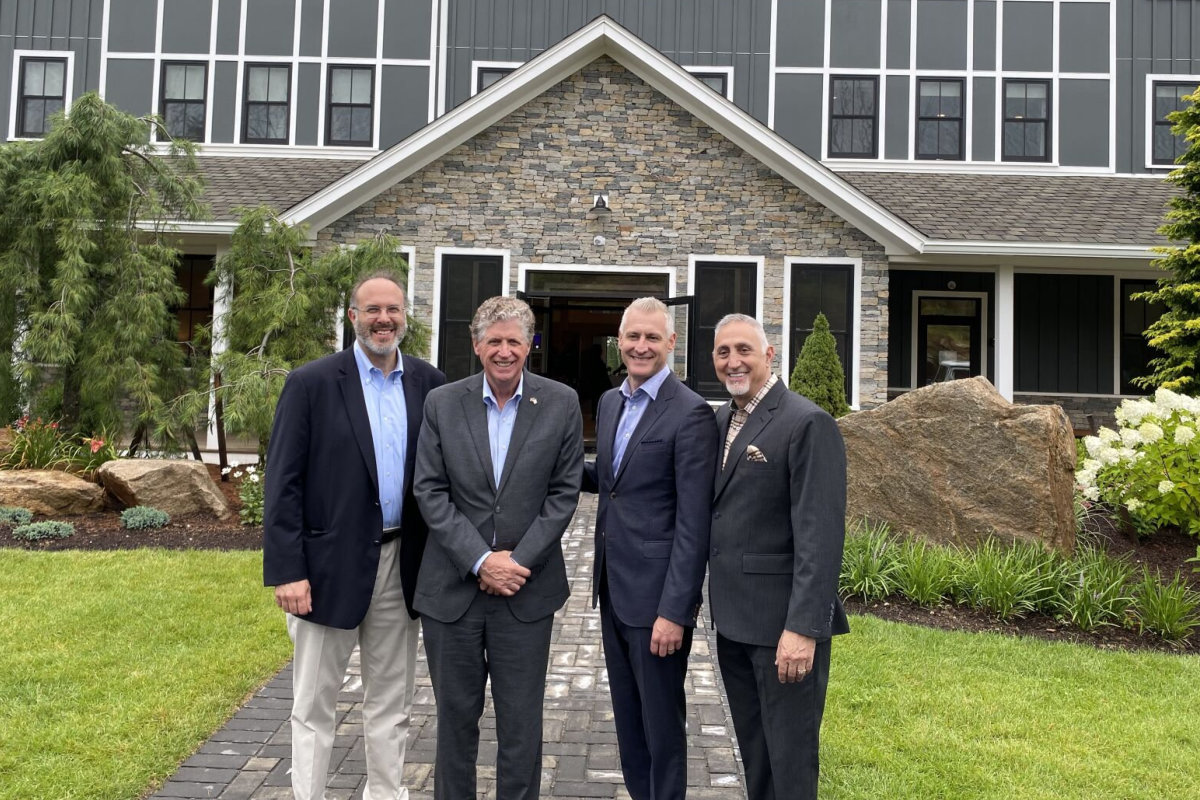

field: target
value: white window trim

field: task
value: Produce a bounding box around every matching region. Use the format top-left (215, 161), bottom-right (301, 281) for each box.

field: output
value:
top-left (909, 290), bottom-right (990, 389)
top-left (470, 60), bottom-right (523, 96)
top-left (323, 63), bottom-right (378, 148)
top-left (430, 247), bottom-right (512, 370)
top-left (154, 60), bottom-right (211, 143)
top-left (782, 257), bottom-right (862, 410)
top-left (1143, 73), bottom-right (1200, 171)
top-left (9, 49), bottom-right (76, 141)
top-left (684, 65), bottom-right (734, 101)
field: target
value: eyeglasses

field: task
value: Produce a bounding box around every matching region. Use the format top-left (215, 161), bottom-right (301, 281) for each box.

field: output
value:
top-left (353, 305), bottom-right (404, 317)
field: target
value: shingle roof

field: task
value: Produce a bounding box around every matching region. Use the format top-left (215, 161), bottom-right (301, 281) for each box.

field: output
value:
top-left (839, 171), bottom-right (1180, 246)
top-left (192, 156), bottom-right (365, 221)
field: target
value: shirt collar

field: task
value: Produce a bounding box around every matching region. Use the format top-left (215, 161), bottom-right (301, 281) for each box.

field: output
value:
top-left (353, 340), bottom-right (403, 381)
top-left (483, 372), bottom-right (525, 408)
top-left (734, 373), bottom-right (777, 415)
top-left (620, 365), bottom-right (671, 401)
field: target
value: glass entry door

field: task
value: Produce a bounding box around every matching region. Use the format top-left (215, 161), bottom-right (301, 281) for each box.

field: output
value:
top-left (915, 296), bottom-right (982, 385)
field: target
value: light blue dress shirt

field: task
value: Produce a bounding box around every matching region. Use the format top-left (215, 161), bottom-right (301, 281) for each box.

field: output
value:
top-left (612, 365), bottom-right (671, 473)
top-left (472, 373), bottom-right (525, 574)
top-left (352, 342), bottom-right (408, 530)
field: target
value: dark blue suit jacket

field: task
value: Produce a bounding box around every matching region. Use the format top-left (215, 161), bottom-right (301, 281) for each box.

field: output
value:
top-left (583, 373), bottom-right (718, 628)
top-left (263, 347), bottom-right (445, 629)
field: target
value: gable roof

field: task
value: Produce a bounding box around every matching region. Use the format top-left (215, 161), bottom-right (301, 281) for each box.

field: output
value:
top-left (194, 156), bottom-right (364, 221)
top-left (280, 15), bottom-right (926, 256)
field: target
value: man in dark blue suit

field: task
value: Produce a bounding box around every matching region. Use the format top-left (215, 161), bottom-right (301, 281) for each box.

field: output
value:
top-left (583, 297), bottom-right (719, 800)
top-left (263, 270), bottom-right (445, 800)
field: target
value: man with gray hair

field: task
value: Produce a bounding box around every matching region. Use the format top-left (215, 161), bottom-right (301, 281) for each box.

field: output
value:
top-left (414, 295), bottom-right (583, 800)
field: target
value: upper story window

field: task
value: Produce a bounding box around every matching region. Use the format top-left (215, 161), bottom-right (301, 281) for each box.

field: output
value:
top-left (916, 78), bottom-right (964, 160)
top-left (829, 76), bottom-right (878, 159)
top-left (473, 62), bottom-right (521, 95)
top-left (161, 62), bottom-right (207, 142)
top-left (243, 64), bottom-right (290, 144)
top-left (1002, 79), bottom-right (1051, 162)
top-left (1152, 82), bottom-right (1196, 166)
top-left (17, 57), bottom-right (67, 138)
top-left (685, 68), bottom-right (734, 101)
top-left (327, 66), bottom-right (373, 147)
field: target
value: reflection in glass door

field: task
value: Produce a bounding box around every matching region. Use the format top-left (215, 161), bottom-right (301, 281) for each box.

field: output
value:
top-left (915, 296), bottom-right (982, 386)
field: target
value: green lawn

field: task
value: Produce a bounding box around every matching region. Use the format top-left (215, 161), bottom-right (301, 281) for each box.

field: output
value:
top-left (0, 550), bottom-right (291, 800)
top-left (825, 615), bottom-right (1200, 799)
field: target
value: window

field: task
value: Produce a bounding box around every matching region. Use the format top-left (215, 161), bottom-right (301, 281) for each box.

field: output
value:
top-left (174, 255), bottom-right (215, 363)
top-left (17, 57), bottom-right (67, 137)
top-left (476, 67), bottom-right (515, 93)
top-left (1003, 79), bottom-right (1051, 162)
top-left (695, 261), bottom-right (758, 398)
top-left (1120, 280), bottom-right (1167, 394)
top-left (1152, 82), bottom-right (1196, 166)
top-left (916, 78), bottom-right (964, 160)
top-left (685, 68), bottom-right (733, 100)
top-left (790, 264), bottom-right (854, 400)
top-left (829, 76), bottom-right (878, 158)
top-left (327, 66), bottom-right (373, 146)
top-left (161, 62), bottom-right (207, 141)
top-left (243, 65), bottom-right (290, 144)
top-left (438, 254), bottom-right (504, 380)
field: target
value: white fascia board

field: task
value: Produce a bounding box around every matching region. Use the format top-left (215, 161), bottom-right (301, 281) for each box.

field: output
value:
top-left (136, 220), bottom-right (240, 236)
top-left (281, 16), bottom-right (924, 255)
top-left (920, 239), bottom-right (1162, 260)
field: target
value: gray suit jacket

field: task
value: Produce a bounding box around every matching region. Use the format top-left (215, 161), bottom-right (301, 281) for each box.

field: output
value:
top-left (709, 380), bottom-right (850, 647)
top-left (413, 370), bottom-right (584, 624)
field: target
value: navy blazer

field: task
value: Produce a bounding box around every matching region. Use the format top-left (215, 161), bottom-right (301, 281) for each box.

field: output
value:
top-left (262, 347), bottom-right (445, 630)
top-left (583, 373), bottom-right (718, 628)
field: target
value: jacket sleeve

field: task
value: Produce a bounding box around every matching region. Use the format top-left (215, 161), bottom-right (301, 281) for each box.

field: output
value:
top-left (262, 370), bottom-right (312, 587)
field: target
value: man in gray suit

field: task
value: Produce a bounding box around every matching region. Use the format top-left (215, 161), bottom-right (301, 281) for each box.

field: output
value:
top-left (708, 313), bottom-right (849, 800)
top-left (414, 295), bottom-right (583, 800)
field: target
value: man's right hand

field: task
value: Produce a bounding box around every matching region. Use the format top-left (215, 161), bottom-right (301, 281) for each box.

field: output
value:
top-left (477, 551), bottom-right (531, 596)
top-left (275, 580), bottom-right (312, 616)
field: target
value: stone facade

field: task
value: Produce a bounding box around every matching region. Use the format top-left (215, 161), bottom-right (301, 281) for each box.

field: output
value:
top-left (1013, 393), bottom-right (1127, 434)
top-left (321, 57), bottom-right (891, 407)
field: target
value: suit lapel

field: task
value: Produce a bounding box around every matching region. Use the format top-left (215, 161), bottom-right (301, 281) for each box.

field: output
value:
top-left (714, 380), bottom-right (783, 500)
top-left (337, 347), bottom-right (379, 494)
top-left (595, 388), bottom-right (621, 486)
top-left (496, 371), bottom-right (541, 496)
top-left (459, 374), bottom-right (495, 492)
top-left (613, 374), bottom-right (674, 485)
top-left (399, 355), bottom-right (422, 497)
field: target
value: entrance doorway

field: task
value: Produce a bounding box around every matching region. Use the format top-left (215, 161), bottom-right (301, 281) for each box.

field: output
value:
top-left (912, 293), bottom-right (986, 386)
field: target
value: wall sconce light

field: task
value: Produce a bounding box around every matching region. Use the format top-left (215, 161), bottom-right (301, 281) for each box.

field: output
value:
top-left (592, 194), bottom-right (610, 212)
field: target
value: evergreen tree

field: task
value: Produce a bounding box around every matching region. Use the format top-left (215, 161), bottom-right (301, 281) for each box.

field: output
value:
top-left (1135, 88), bottom-right (1200, 395)
top-left (789, 312), bottom-right (851, 418)
top-left (0, 93), bottom-right (205, 435)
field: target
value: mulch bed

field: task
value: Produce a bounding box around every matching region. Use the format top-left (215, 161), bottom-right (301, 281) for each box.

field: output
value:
top-left (2, 465), bottom-right (1197, 655)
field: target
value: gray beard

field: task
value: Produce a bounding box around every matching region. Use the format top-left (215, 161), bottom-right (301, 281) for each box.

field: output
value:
top-left (357, 327), bottom-right (405, 358)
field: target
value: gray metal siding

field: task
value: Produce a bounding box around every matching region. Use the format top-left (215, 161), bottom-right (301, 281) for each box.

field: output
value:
top-left (1001, 1), bottom-right (1053, 72)
top-left (916, 0), bottom-right (967, 70)
top-left (106, 0), bottom-right (156, 52)
top-left (383, 0), bottom-right (432, 59)
top-left (245, 0), bottom-right (295, 57)
top-left (773, 72), bottom-right (823, 158)
top-left (830, 0), bottom-right (880, 70)
top-left (971, 76), bottom-right (995, 161)
top-left (886, 0), bottom-right (910, 70)
top-left (973, 0), bottom-right (996, 70)
top-left (1059, 79), bottom-right (1110, 168)
top-left (1060, 2), bottom-right (1109, 74)
top-left (104, 58), bottom-right (153, 115)
top-left (299, 0), bottom-right (322, 57)
top-left (380, 64), bottom-right (430, 147)
top-left (162, 0), bottom-right (213, 55)
top-left (884, 73), bottom-right (908, 159)
top-left (296, 61), bottom-right (319, 145)
top-left (776, 0), bottom-right (824, 68)
top-left (210, 58), bottom-right (236, 142)
top-left (215, 0), bottom-right (239, 55)
top-left (328, 0), bottom-right (377, 58)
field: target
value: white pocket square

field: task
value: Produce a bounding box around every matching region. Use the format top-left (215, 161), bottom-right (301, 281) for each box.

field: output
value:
top-left (745, 445), bottom-right (767, 463)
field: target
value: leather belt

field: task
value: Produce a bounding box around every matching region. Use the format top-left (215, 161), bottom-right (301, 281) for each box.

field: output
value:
top-left (381, 526), bottom-right (401, 544)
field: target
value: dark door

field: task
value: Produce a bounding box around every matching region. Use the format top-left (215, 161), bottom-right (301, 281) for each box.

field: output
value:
top-left (916, 296), bottom-right (982, 385)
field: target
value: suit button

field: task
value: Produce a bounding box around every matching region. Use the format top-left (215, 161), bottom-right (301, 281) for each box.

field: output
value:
top-left (373, 539), bottom-right (382, 545)
top-left (609, 491), bottom-right (617, 499)
top-left (713, 511), bottom-right (721, 520)
top-left (494, 505), bottom-right (501, 513)
top-left (711, 548), bottom-right (719, 556)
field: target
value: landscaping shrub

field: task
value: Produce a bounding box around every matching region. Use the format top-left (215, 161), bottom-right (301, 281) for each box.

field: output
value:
top-left (120, 506), bottom-right (170, 530)
top-left (840, 520), bottom-right (899, 601)
top-left (1055, 544), bottom-right (1136, 631)
top-left (892, 537), bottom-right (958, 607)
top-left (1134, 568), bottom-right (1200, 643)
top-left (1077, 388), bottom-right (1200, 536)
top-left (788, 312), bottom-right (851, 418)
top-left (224, 464), bottom-right (264, 526)
top-left (12, 520), bottom-right (74, 541)
top-left (953, 538), bottom-right (1062, 621)
top-left (0, 506), bottom-right (33, 526)
top-left (2, 416), bottom-right (72, 469)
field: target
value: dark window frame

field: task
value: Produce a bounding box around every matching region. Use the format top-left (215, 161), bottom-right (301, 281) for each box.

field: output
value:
top-left (915, 77), bottom-right (965, 160)
top-left (242, 63), bottom-right (291, 145)
top-left (17, 56), bottom-right (68, 138)
top-left (789, 263), bottom-right (855, 401)
top-left (1119, 279), bottom-right (1167, 395)
top-left (475, 66), bottom-right (516, 94)
top-left (694, 260), bottom-right (758, 400)
top-left (326, 65), bottom-right (375, 147)
top-left (1151, 81), bottom-right (1196, 167)
top-left (437, 254), bottom-right (504, 381)
top-left (828, 75), bottom-right (879, 159)
top-left (687, 69), bottom-right (731, 99)
top-left (160, 61), bottom-right (208, 142)
top-left (1002, 78), bottom-right (1052, 163)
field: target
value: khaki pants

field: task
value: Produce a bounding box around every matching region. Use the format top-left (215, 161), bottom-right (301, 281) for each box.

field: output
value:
top-left (286, 539), bottom-right (418, 800)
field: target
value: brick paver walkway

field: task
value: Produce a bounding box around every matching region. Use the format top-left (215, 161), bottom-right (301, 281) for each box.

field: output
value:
top-left (150, 494), bottom-right (746, 799)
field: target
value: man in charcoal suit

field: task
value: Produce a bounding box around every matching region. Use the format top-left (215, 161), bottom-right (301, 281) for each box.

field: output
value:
top-left (708, 313), bottom-right (850, 800)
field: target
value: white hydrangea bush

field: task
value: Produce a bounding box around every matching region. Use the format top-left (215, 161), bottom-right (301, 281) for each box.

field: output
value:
top-left (1077, 388), bottom-right (1200, 536)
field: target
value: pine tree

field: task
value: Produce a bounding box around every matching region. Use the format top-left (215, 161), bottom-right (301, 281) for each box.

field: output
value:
top-left (789, 312), bottom-right (851, 418)
top-left (1134, 88), bottom-right (1200, 395)
top-left (0, 93), bottom-right (205, 435)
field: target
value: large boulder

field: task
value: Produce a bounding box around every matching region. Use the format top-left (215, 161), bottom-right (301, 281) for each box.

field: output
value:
top-left (97, 459), bottom-right (231, 519)
top-left (0, 469), bottom-right (106, 515)
top-left (837, 377), bottom-right (1076, 553)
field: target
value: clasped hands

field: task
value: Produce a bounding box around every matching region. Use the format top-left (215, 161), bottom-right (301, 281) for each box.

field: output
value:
top-left (477, 550), bottom-right (531, 596)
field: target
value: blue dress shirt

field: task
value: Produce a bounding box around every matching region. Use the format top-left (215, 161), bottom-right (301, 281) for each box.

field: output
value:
top-left (472, 373), bottom-right (525, 574)
top-left (612, 365), bottom-right (671, 473)
top-left (352, 342), bottom-right (408, 530)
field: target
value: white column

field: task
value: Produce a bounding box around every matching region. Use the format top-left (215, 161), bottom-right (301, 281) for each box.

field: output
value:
top-left (995, 265), bottom-right (1015, 402)
top-left (206, 252), bottom-right (232, 451)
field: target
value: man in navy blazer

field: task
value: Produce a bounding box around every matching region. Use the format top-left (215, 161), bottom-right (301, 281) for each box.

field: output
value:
top-left (263, 270), bottom-right (445, 800)
top-left (582, 297), bottom-right (718, 800)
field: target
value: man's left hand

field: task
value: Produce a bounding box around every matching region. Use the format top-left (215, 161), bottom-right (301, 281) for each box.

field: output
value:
top-left (775, 630), bottom-right (815, 683)
top-left (650, 616), bottom-right (685, 658)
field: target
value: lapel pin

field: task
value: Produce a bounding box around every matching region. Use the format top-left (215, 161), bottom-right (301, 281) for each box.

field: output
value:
top-left (529, 397), bottom-right (538, 405)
